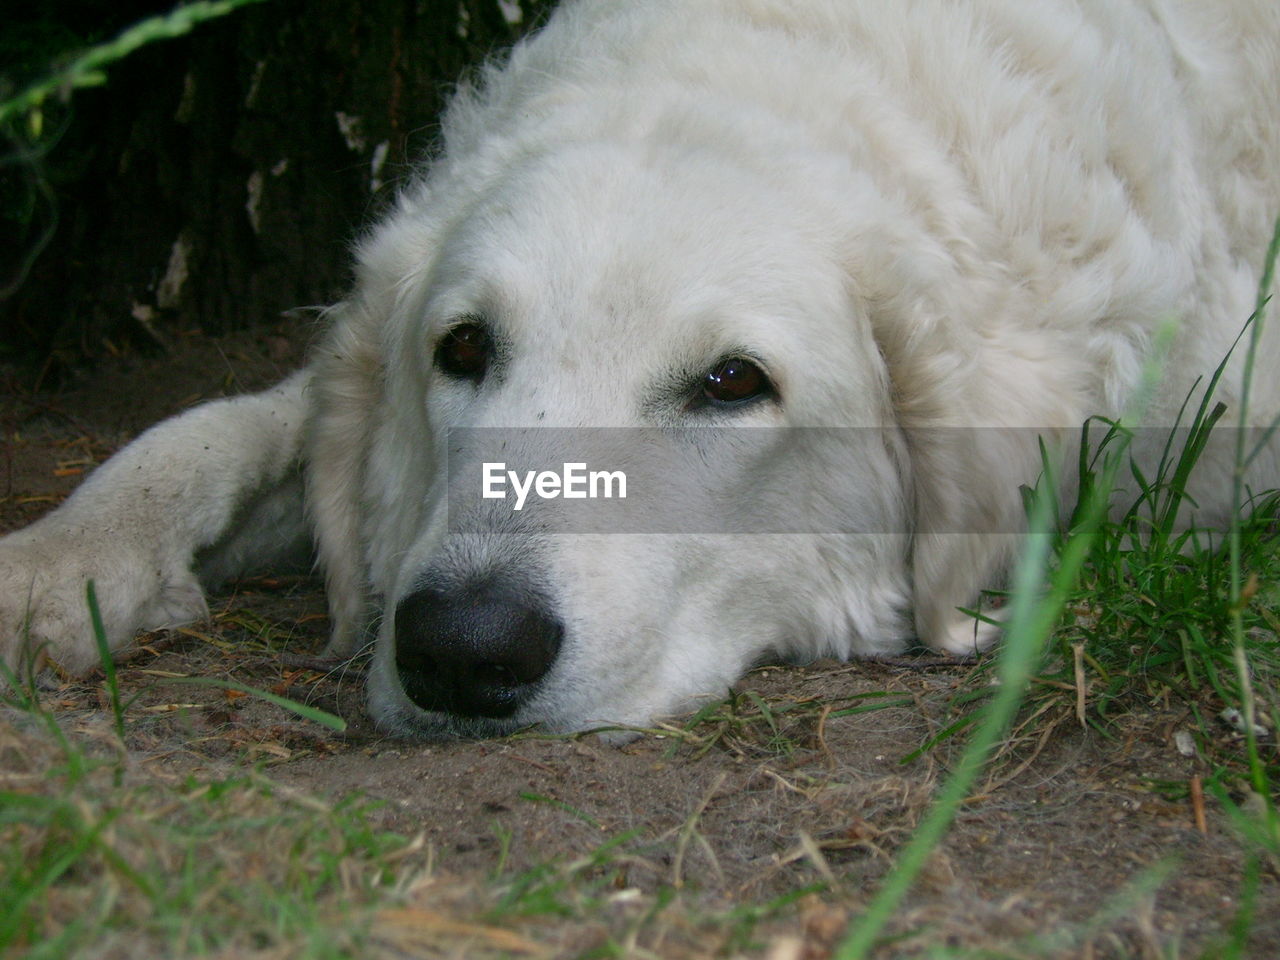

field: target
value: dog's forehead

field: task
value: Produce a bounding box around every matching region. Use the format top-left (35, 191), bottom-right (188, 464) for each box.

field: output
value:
top-left (424, 143), bottom-right (848, 340)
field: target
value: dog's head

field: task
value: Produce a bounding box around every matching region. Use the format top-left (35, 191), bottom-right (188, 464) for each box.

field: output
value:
top-left (306, 137), bottom-right (1049, 738)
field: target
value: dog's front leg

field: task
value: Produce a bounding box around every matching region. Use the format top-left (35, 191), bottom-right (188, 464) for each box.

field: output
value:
top-left (0, 370), bottom-right (312, 676)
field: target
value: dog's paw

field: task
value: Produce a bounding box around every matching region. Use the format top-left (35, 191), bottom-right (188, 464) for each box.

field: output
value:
top-left (0, 528), bottom-right (207, 677)
top-left (924, 615), bottom-right (1001, 658)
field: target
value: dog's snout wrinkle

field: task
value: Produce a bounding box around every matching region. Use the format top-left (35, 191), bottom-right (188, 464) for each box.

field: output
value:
top-left (393, 582), bottom-right (562, 719)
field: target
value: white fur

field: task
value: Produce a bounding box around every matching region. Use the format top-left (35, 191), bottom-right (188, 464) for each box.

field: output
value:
top-left (2, 0), bottom-right (1277, 735)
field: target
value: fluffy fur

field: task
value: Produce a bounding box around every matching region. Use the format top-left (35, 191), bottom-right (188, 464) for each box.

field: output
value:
top-left (2, 0), bottom-right (1278, 737)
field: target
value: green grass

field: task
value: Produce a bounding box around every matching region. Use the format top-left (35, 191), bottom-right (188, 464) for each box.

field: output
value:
top-left (0, 702), bottom-right (834, 958)
top-left (0, 718), bottom-right (424, 958)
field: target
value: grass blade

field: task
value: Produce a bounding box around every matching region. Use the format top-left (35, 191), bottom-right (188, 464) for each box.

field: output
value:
top-left (166, 677), bottom-right (347, 731)
top-left (86, 581), bottom-right (125, 742)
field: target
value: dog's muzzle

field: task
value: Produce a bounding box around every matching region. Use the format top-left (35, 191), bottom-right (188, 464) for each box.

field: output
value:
top-left (393, 580), bottom-right (563, 719)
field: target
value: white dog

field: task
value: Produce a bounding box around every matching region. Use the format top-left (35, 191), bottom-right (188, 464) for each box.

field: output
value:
top-left (2, 0), bottom-right (1278, 737)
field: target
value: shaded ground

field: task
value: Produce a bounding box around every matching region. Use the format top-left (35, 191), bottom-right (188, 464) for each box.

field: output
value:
top-left (1, 330), bottom-right (1276, 958)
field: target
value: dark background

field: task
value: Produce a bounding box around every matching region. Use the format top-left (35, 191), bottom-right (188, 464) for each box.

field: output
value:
top-left (0, 0), bottom-right (548, 385)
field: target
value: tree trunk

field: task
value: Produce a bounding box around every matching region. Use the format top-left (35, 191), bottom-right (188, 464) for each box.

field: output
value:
top-left (0, 0), bottom-right (546, 383)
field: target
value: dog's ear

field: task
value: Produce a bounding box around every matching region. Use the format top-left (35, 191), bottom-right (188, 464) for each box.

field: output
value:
top-left (861, 243), bottom-right (1083, 654)
top-left (305, 298), bottom-right (384, 657)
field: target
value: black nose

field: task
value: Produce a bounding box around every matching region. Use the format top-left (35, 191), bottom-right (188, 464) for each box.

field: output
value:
top-left (393, 581), bottom-right (563, 718)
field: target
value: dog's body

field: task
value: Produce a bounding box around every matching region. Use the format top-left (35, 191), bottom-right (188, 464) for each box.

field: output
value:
top-left (2, 0), bottom-right (1278, 736)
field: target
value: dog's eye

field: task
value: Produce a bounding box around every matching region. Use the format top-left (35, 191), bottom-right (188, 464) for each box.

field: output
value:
top-left (702, 357), bottom-right (771, 406)
top-left (436, 323), bottom-right (492, 380)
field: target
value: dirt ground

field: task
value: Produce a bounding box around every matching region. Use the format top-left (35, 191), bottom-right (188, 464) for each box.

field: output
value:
top-left (2, 327), bottom-right (1277, 958)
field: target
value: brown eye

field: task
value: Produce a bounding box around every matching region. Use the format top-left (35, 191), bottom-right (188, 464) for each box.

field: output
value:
top-left (436, 323), bottom-right (492, 380)
top-left (702, 356), bottom-right (770, 406)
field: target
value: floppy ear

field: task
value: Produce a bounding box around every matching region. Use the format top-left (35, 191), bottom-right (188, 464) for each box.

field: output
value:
top-left (864, 248), bottom-right (1084, 654)
top-left (305, 298), bottom-right (385, 656)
